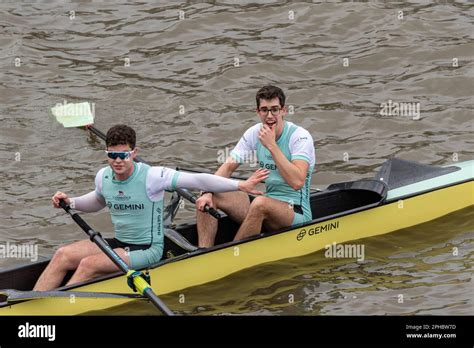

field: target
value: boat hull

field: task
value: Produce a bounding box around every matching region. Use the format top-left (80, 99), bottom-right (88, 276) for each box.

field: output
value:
top-left (1, 180), bottom-right (472, 315)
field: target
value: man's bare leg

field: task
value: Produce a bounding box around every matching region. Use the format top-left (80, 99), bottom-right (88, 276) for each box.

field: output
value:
top-left (234, 196), bottom-right (295, 241)
top-left (66, 248), bottom-right (129, 285)
top-left (33, 239), bottom-right (107, 291)
top-left (197, 191), bottom-right (250, 247)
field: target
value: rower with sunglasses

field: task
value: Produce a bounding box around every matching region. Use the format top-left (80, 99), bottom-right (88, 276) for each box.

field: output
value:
top-left (196, 85), bottom-right (315, 247)
top-left (34, 124), bottom-right (268, 291)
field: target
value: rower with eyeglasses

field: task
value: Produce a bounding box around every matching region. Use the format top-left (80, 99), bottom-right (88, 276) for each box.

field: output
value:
top-left (33, 125), bottom-right (269, 291)
top-left (196, 85), bottom-right (315, 246)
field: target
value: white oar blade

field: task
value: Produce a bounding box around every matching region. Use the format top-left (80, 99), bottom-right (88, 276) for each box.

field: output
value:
top-left (51, 102), bottom-right (94, 128)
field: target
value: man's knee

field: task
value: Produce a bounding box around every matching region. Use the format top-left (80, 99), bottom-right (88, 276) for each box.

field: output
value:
top-left (52, 246), bottom-right (73, 268)
top-left (249, 196), bottom-right (269, 214)
top-left (211, 192), bottom-right (227, 208)
top-left (76, 257), bottom-right (97, 277)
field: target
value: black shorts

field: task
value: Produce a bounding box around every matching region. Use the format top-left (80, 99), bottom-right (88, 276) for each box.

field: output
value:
top-left (293, 204), bottom-right (303, 215)
top-left (105, 238), bottom-right (150, 251)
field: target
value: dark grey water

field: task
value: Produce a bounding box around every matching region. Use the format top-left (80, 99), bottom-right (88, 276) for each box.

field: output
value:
top-left (0, 1), bottom-right (473, 315)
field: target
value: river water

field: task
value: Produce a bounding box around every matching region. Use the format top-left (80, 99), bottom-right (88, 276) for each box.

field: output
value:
top-left (0, 1), bottom-right (472, 315)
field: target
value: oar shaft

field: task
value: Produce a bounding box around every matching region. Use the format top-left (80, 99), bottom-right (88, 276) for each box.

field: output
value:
top-left (86, 124), bottom-right (107, 139)
top-left (131, 276), bottom-right (173, 316)
top-left (145, 289), bottom-right (173, 316)
top-left (1, 289), bottom-right (146, 302)
top-left (86, 125), bottom-right (222, 219)
top-left (58, 200), bottom-right (174, 316)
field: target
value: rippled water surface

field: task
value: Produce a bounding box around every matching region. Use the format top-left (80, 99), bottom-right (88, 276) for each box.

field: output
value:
top-left (0, 1), bottom-right (472, 315)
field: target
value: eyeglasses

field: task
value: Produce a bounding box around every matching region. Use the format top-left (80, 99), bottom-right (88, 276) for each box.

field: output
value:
top-left (258, 106), bottom-right (282, 116)
top-left (105, 150), bottom-right (134, 160)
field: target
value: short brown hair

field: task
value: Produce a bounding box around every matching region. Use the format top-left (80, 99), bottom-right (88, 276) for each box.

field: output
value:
top-left (256, 85), bottom-right (286, 108)
top-left (106, 124), bottom-right (136, 149)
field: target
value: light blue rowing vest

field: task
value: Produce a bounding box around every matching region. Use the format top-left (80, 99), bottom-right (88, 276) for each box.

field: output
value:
top-left (256, 122), bottom-right (314, 221)
top-left (101, 162), bottom-right (163, 248)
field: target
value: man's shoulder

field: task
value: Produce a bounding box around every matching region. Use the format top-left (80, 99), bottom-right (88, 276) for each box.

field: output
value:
top-left (237, 123), bottom-right (261, 145)
top-left (148, 166), bottom-right (164, 175)
top-left (94, 167), bottom-right (109, 191)
top-left (96, 166), bottom-right (109, 177)
top-left (148, 166), bottom-right (175, 178)
top-left (287, 121), bottom-right (309, 132)
top-left (287, 122), bottom-right (312, 140)
top-left (243, 123), bottom-right (261, 135)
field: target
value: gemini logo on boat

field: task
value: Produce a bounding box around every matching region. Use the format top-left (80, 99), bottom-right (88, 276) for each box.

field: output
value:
top-left (296, 221), bottom-right (340, 241)
top-left (296, 230), bottom-right (306, 241)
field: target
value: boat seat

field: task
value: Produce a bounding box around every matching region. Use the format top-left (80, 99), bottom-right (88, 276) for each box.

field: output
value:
top-left (310, 179), bottom-right (387, 220)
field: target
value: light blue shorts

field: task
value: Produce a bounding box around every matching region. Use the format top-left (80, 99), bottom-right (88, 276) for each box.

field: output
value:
top-left (292, 212), bottom-right (311, 226)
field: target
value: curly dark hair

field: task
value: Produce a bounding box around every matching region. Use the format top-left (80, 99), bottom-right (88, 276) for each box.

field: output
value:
top-left (255, 85), bottom-right (286, 108)
top-left (106, 124), bottom-right (136, 149)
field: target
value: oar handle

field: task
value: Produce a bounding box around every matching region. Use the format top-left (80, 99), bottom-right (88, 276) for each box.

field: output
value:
top-left (176, 188), bottom-right (222, 219)
top-left (86, 125), bottom-right (221, 219)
